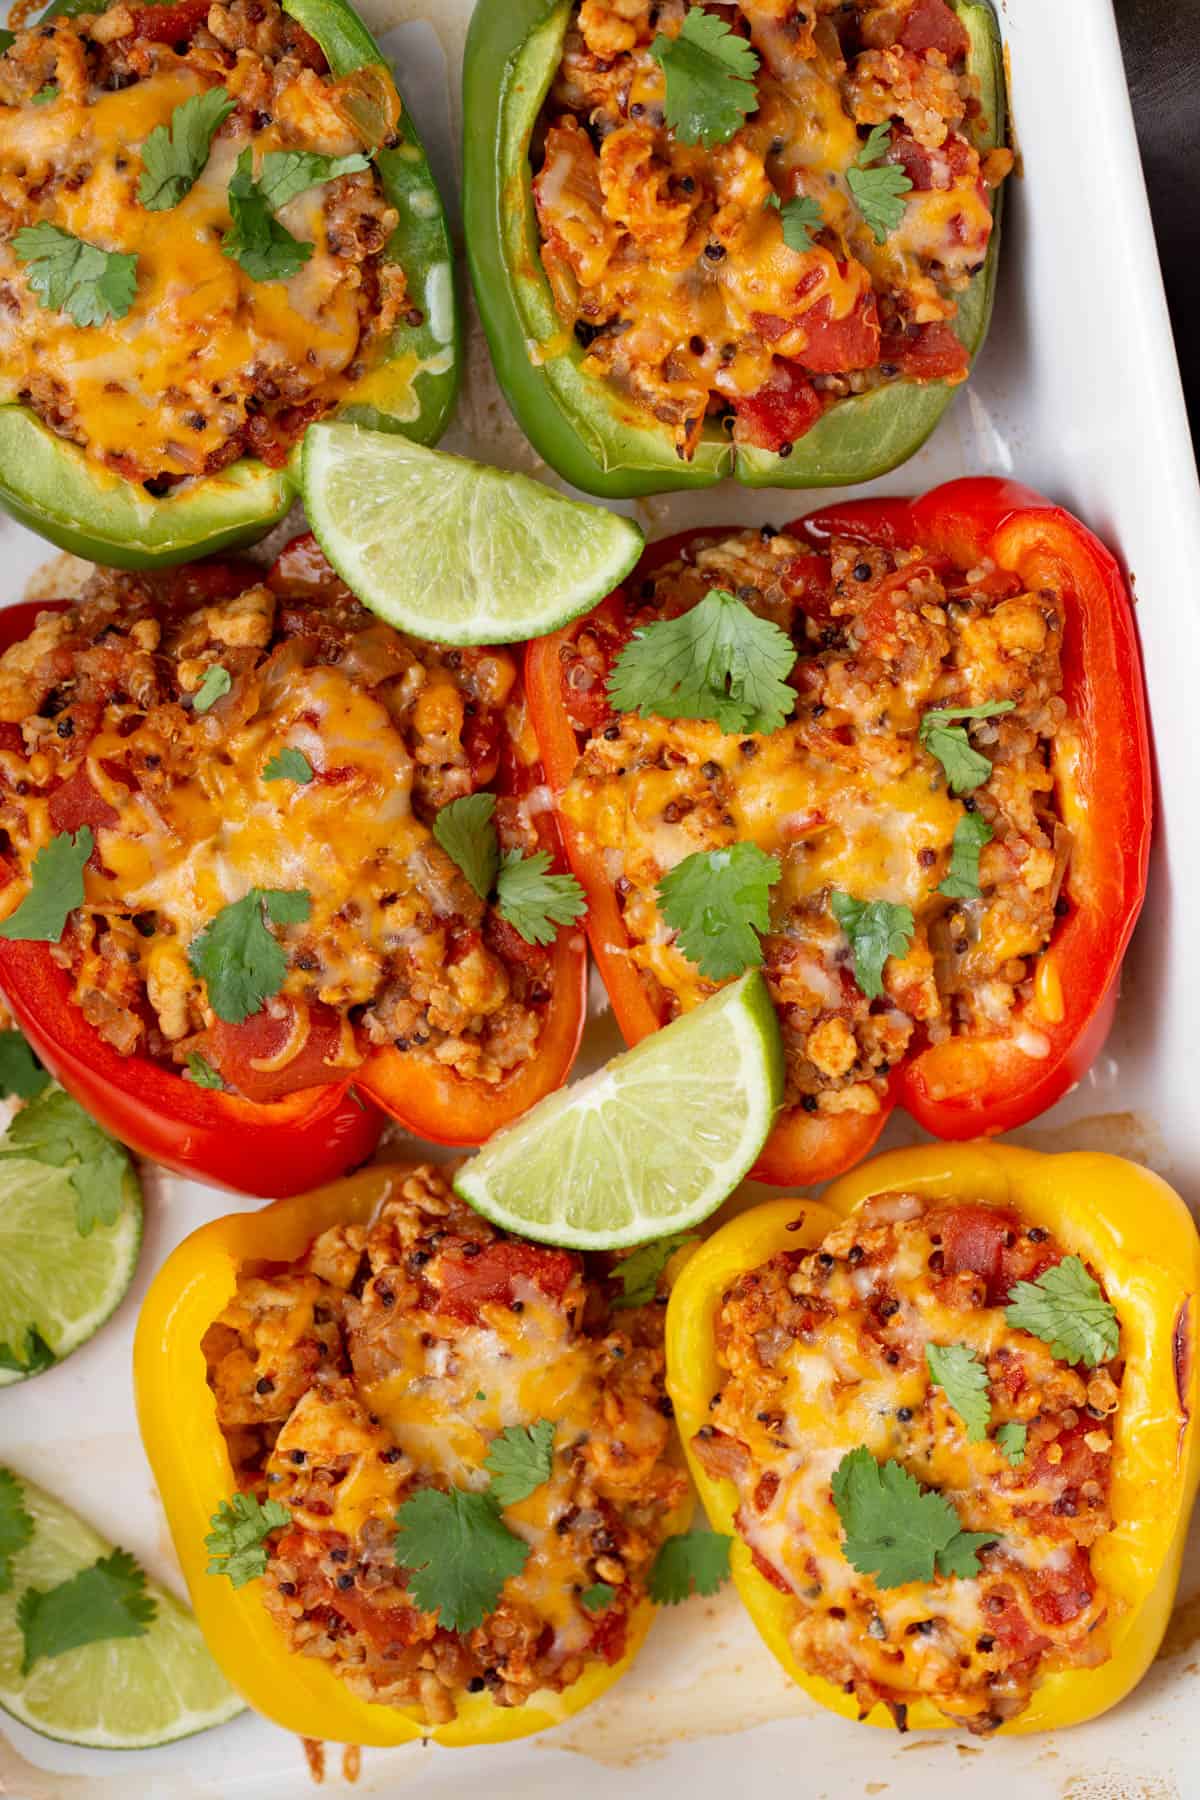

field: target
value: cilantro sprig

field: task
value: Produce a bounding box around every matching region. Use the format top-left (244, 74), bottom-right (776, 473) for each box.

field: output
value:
top-left (920, 700), bottom-right (1015, 794)
top-left (612, 1231), bottom-right (697, 1309)
top-left (995, 1421), bottom-right (1028, 1467)
top-left (18, 1548), bottom-right (155, 1674)
top-left (13, 225), bottom-right (137, 326)
top-left (830, 892), bottom-right (914, 1000)
top-left (845, 124), bottom-right (913, 244)
top-left (263, 747), bottom-right (314, 785)
top-left (0, 1470), bottom-right (35, 1593)
top-left (938, 811), bottom-right (993, 900)
top-left (1004, 1257), bottom-right (1119, 1367)
top-left (658, 843), bottom-right (780, 980)
top-left (832, 1447), bottom-right (995, 1588)
top-left (187, 887), bottom-right (311, 1024)
top-left (205, 1493), bottom-right (291, 1587)
top-left (0, 1326), bottom-right (56, 1378)
top-left (581, 1581), bottom-right (616, 1613)
top-left (138, 85), bottom-right (234, 211)
top-left (256, 149), bottom-right (369, 210)
top-left (433, 793), bottom-right (586, 946)
top-left (0, 1086), bottom-right (131, 1236)
top-left (769, 192), bottom-right (824, 254)
top-left (925, 1343), bottom-right (990, 1442)
top-left (483, 1420), bottom-right (556, 1507)
top-left (650, 9), bottom-right (759, 148)
top-left (0, 1030), bottom-right (48, 1100)
top-left (0, 826), bottom-right (92, 943)
top-left (184, 1052), bottom-right (225, 1090)
top-left (608, 588), bottom-right (796, 736)
top-left (191, 664), bottom-right (231, 715)
top-left (222, 147), bottom-right (312, 283)
top-left (647, 1529), bottom-right (732, 1605)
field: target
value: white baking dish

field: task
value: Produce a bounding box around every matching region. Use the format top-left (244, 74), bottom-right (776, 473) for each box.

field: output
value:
top-left (2, 0), bottom-right (1199, 1793)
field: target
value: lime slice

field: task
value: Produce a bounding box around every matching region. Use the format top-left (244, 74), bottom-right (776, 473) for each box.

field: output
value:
top-left (0, 1470), bottom-right (243, 1747)
top-left (455, 971), bottom-right (784, 1249)
top-left (300, 421), bottom-right (644, 644)
top-left (0, 1158), bottom-right (142, 1388)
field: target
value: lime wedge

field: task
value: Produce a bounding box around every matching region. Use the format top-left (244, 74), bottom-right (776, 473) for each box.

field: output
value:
top-left (0, 1470), bottom-right (243, 1747)
top-left (300, 421), bottom-right (644, 644)
top-left (455, 971), bottom-right (784, 1249)
top-left (0, 1157), bottom-right (141, 1388)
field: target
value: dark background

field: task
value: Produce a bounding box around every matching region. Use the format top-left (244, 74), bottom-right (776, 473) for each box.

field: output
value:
top-left (1115, 0), bottom-right (1200, 438)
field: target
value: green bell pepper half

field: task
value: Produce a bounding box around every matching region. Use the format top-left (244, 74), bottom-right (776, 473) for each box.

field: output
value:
top-left (463, 0), bottom-right (1005, 499)
top-left (0, 0), bottom-right (460, 568)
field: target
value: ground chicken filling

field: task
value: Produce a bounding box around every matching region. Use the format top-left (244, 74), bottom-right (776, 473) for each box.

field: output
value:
top-left (0, 538), bottom-right (562, 1101)
top-left (559, 526), bottom-right (1071, 1119)
top-left (0, 0), bottom-right (415, 483)
top-left (534, 0), bottom-right (1012, 458)
top-left (203, 1164), bottom-right (686, 1718)
top-left (695, 1191), bottom-right (1119, 1732)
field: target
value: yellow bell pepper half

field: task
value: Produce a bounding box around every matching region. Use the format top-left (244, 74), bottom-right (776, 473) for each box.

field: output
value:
top-left (135, 1165), bottom-right (690, 1749)
top-left (665, 1142), bottom-right (1200, 1735)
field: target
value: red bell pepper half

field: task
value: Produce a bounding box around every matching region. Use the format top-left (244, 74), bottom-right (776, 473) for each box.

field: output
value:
top-left (0, 543), bottom-right (587, 1195)
top-left (525, 477), bottom-right (1152, 1184)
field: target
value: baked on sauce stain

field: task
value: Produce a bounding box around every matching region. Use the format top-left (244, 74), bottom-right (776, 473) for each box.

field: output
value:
top-left (300, 1739), bottom-right (362, 1785)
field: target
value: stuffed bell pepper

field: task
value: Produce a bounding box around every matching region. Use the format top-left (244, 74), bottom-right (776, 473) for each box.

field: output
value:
top-left (667, 1143), bottom-right (1200, 1734)
top-left (135, 1162), bottom-right (691, 1745)
top-left (526, 477), bottom-right (1151, 1185)
top-left (0, 537), bottom-right (587, 1194)
top-left (464, 0), bottom-right (1010, 497)
top-left (0, 0), bottom-right (458, 567)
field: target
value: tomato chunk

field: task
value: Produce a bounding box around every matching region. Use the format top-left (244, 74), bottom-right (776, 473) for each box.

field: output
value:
top-left (202, 1002), bottom-right (351, 1103)
top-left (47, 768), bottom-right (120, 836)
top-left (888, 129), bottom-right (975, 193)
top-left (434, 1240), bottom-right (578, 1324)
top-left (733, 360), bottom-right (824, 452)
top-left (898, 0), bottom-right (970, 59)
top-left (932, 1204), bottom-right (1059, 1305)
top-left (880, 320), bottom-right (970, 383)
top-left (796, 293), bottom-right (881, 374)
top-left (130, 0), bottom-right (211, 42)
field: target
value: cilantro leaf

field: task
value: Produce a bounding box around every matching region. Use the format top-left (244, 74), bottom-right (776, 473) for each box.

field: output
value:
top-left (263, 747), bottom-right (314, 784)
top-left (1004, 1256), bottom-right (1119, 1367)
top-left (137, 85), bottom-right (234, 211)
top-left (32, 82), bottom-right (56, 103)
top-left (920, 701), bottom-right (1015, 794)
top-left (0, 1327), bottom-right (56, 1378)
top-left (12, 224), bottom-right (137, 326)
top-left (846, 125), bottom-right (913, 244)
top-left (648, 1529), bottom-right (732, 1605)
top-left (581, 1581), bottom-right (615, 1612)
top-left (184, 1052), bottom-right (225, 1090)
top-left (830, 892), bottom-right (914, 1000)
top-left (495, 849), bottom-right (586, 946)
top-left (650, 8), bottom-right (759, 148)
top-left (925, 1343), bottom-right (991, 1442)
top-left (778, 193), bottom-right (824, 254)
top-left (433, 791), bottom-right (500, 901)
top-left (257, 149), bottom-right (369, 211)
top-left (938, 812), bottom-right (993, 900)
top-left (612, 1231), bottom-right (697, 1309)
top-left (994, 1421), bottom-right (1028, 1467)
top-left (608, 588), bottom-right (796, 736)
top-left (483, 1420), bottom-right (556, 1507)
top-left (191, 664), bottom-right (231, 715)
top-left (0, 1086), bottom-right (130, 1235)
top-left (657, 842), bottom-right (780, 980)
top-left (187, 887), bottom-right (310, 1023)
top-left (0, 1030), bottom-right (48, 1100)
top-left (0, 1470), bottom-right (34, 1593)
top-left (0, 827), bottom-right (92, 943)
top-left (831, 1447), bottom-right (995, 1588)
top-left (394, 1487), bottom-right (528, 1632)
top-left (18, 1548), bottom-right (155, 1674)
top-left (205, 1493), bottom-right (291, 1587)
top-left (222, 147), bottom-right (312, 283)
top-left (0, 30), bottom-right (14, 53)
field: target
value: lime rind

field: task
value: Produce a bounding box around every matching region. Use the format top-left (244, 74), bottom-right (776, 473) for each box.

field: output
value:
top-left (0, 1161), bottom-right (142, 1389)
top-left (0, 1470), bottom-right (244, 1748)
top-left (455, 971), bottom-right (784, 1249)
top-left (300, 421), bottom-right (644, 645)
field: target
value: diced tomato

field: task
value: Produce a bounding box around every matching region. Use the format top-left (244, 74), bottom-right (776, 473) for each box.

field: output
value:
top-left (749, 1545), bottom-right (792, 1594)
top-left (931, 1204), bottom-right (1060, 1306)
top-left (888, 129), bottom-right (975, 192)
top-left (463, 707), bottom-right (503, 785)
top-left (201, 1002), bottom-right (352, 1103)
top-left (47, 768), bottom-right (120, 837)
top-left (433, 1239), bottom-right (579, 1324)
top-left (980, 1584), bottom-right (1050, 1659)
top-left (0, 723), bottom-right (25, 757)
top-left (277, 1532), bottom-right (426, 1649)
top-left (160, 559), bottom-right (260, 609)
top-left (1028, 1547), bottom-right (1096, 1628)
top-left (796, 293), bottom-right (881, 374)
top-left (267, 532), bottom-right (340, 599)
top-left (483, 909), bottom-right (554, 975)
top-left (588, 1604), bottom-right (629, 1664)
top-left (130, 0), bottom-right (211, 42)
top-left (733, 360), bottom-right (824, 452)
top-left (898, 0), bottom-right (970, 59)
top-left (879, 320), bottom-right (970, 383)
top-left (1028, 1420), bottom-right (1111, 1523)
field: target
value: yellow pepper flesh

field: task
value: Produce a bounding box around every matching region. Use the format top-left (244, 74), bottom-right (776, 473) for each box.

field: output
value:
top-left (666, 1142), bottom-right (1200, 1735)
top-left (135, 1166), bottom-right (690, 1748)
